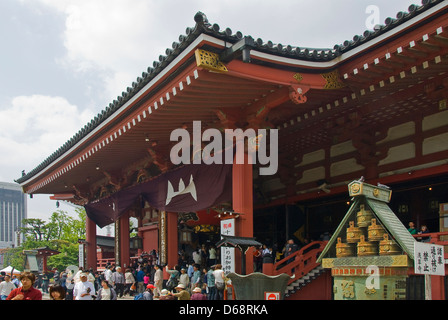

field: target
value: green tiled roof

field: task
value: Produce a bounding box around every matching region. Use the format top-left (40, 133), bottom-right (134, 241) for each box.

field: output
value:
top-left (317, 181), bottom-right (416, 263)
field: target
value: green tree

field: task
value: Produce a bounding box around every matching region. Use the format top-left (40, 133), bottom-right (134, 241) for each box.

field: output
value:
top-left (7, 207), bottom-right (87, 271)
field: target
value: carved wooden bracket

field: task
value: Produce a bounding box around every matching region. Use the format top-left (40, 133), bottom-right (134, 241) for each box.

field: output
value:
top-left (147, 147), bottom-right (170, 173)
top-left (289, 85), bottom-right (309, 104)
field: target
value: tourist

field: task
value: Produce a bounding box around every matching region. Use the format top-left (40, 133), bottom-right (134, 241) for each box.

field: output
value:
top-left (73, 273), bottom-right (96, 300)
top-left (65, 278), bottom-right (75, 300)
top-left (144, 272), bottom-right (150, 287)
top-left (96, 280), bottom-right (117, 300)
top-left (41, 271), bottom-right (50, 293)
top-left (73, 266), bottom-right (83, 283)
top-left (6, 272), bottom-right (42, 300)
top-left (200, 245), bottom-right (208, 269)
top-left (60, 270), bottom-right (67, 292)
top-left (192, 248), bottom-right (201, 265)
top-left (190, 286), bottom-right (207, 300)
top-left (11, 275), bottom-right (20, 288)
top-left (206, 266), bottom-right (216, 300)
top-left (111, 266), bottom-right (125, 298)
top-left (418, 225), bottom-right (430, 242)
top-left (284, 239), bottom-right (298, 261)
top-left (253, 246), bottom-right (263, 272)
top-left (143, 284), bottom-right (155, 300)
top-left (136, 267), bottom-right (145, 293)
top-left (53, 269), bottom-right (60, 286)
top-left (166, 265), bottom-right (180, 290)
top-left (124, 268), bottom-right (136, 296)
top-left (154, 265), bottom-right (163, 294)
top-left (104, 265), bottom-right (113, 284)
top-left (159, 288), bottom-right (175, 300)
top-left (0, 275), bottom-right (16, 300)
top-left (213, 264), bottom-right (225, 300)
top-left (208, 245), bottom-right (217, 267)
top-left (179, 267), bottom-right (190, 289)
top-left (408, 221), bottom-right (417, 235)
top-left (173, 283), bottom-right (190, 300)
top-left (49, 284), bottom-right (66, 300)
top-left (190, 264), bottom-right (201, 291)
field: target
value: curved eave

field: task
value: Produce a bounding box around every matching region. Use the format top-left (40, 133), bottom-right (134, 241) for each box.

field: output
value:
top-left (16, 1), bottom-right (448, 190)
top-left (17, 33), bottom-right (222, 189)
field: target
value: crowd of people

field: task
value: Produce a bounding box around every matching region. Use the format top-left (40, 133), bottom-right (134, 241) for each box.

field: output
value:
top-left (0, 245), bottom-right (227, 301)
top-left (0, 238), bottom-right (308, 301)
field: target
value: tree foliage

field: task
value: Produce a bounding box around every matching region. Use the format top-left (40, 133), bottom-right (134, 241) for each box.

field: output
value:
top-left (4, 207), bottom-right (87, 271)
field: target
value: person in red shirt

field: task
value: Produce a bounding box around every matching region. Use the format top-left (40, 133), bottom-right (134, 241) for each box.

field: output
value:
top-left (6, 272), bottom-right (42, 300)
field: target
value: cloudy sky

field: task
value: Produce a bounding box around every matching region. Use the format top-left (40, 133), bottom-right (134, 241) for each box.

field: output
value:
top-left (0, 0), bottom-right (419, 229)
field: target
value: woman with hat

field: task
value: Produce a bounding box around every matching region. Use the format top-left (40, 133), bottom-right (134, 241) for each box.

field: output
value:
top-left (173, 283), bottom-right (190, 300)
top-left (190, 287), bottom-right (207, 300)
top-left (73, 272), bottom-right (96, 300)
top-left (143, 284), bottom-right (155, 300)
top-left (159, 289), bottom-right (175, 300)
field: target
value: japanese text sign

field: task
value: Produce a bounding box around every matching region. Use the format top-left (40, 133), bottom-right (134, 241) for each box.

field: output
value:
top-left (220, 218), bottom-right (235, 275)
top-left (414, 242), bottom-right (445, 276)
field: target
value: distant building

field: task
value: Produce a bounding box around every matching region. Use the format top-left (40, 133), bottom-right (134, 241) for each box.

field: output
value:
top-left (0, 182), bottom-right (27, 249)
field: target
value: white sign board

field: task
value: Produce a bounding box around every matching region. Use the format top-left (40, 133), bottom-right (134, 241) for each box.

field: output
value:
top-left (78, 243), bottom-right (85, 269)
top-left (414, 242), bottom-right (445, 276)
top-left (220, 218), bottom-right (235, 275)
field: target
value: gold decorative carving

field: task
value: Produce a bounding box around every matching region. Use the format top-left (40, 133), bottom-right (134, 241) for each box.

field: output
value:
top-left (373, 188), bottom-right (380, 198)
top-left (340, 280), bottom-right (355, 299)
top-left (195, 49), bottom-right (228, 73)
top-left (321, 70), bottom-right (345, 89)
top-left (293, 73), bottom-right (303, 82)
top-left (365, 287), bottom-right (377, 295)
top-left (322, 258), bottom-right (334, 268)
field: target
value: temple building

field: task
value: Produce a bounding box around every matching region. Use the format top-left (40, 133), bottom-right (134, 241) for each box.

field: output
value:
top-left (16, 0), bottom-right (448, 299)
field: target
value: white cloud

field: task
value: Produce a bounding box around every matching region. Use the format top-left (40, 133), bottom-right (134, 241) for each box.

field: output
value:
top-left (34, 0), bottom-right (180, 100)
top-left (0, 95), bottom-right (93, 182)
top-left (21, 0), bottom-right (417, 103)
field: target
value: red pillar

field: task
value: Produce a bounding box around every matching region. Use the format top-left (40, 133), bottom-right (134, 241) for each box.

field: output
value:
top-left (166, 212), bottom-right (178, 269)
top-left (431, 275), bottom-right (445, 300)
top-left (86, 216), bottom-right (97, 270)
top-left (232, 153), bottom-right (254, 274)
top-left (42, 256), bottom-right (48, 273)
top-left (120, 212), bottom-right (130, 268)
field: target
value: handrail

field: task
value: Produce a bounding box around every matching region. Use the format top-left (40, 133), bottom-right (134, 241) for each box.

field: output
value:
top-left (412, 231), bottom-right (448, 259)
top-left (97, 256), bottom-right (140, 270)
top-left (273, 241), bottom-right (327, 285)
top-left (412, 231), bottom-right (448, 245)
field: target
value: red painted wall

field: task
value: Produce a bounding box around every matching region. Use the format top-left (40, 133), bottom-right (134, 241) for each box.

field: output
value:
top-left (286, 271), bottom-right (332, 300)
top-left (141, 224), bottom-right (159, 253)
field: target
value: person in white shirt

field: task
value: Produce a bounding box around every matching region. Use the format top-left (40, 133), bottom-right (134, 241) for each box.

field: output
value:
top-left (192, 249), bottom-right (201, 265)
top-left (73, 267), bottom-right (83, 283)
top-left (0, 275), bottom-right (16, 300)
top-left (73, 273), bottom-right (96, 300)
top-left (212, 264), bottom-right (225, 300)
top-left (153, 265), bottom-right (163, 294)
top-left (104, 266), bottom-right (113, 283)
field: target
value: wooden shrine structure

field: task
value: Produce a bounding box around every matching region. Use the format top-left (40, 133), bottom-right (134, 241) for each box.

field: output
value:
top-left (16, 1), bottom-right (448, 282)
